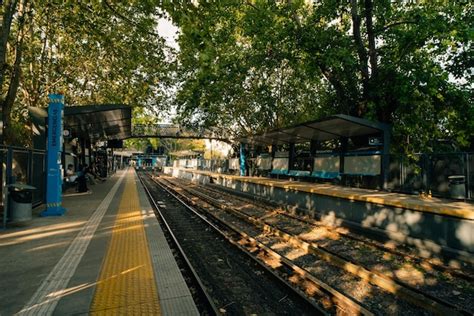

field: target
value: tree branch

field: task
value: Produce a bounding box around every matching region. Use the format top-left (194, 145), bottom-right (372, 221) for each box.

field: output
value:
top-left (377, 20), bottom-right (418, 33)
top-left (102, 0), bottom-right (159, 37)
top-left (0, 0), bottom-right (19, 90)
top-left (365, 0), bottom-right (377, 79)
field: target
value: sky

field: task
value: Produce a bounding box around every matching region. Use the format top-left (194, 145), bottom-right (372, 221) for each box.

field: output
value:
top-left (157, 16), bottom-right (179, 50)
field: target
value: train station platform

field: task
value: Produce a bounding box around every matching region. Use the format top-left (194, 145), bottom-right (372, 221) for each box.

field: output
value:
top-left (0, 169), bottom-right (198, 315)
top-left (165, 167), bottom-right (474, 263)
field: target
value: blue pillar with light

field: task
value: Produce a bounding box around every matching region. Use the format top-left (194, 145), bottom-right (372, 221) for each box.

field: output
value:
top-left (240, 143), bottom-right (246, 176)
top-left (42, 94), bottom-right (66, 216)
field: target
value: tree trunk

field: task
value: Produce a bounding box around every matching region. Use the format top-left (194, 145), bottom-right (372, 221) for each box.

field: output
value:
top-left (2, 0), bottom-right (28, 144)
top-left (364, 0), bottom-right (377, 79)
top-left (350, 0), bottom-right (369, 116)
top-left (0, 0), bottom-right (19, 143)
top-left (0, 0), bottom-right (19, 89)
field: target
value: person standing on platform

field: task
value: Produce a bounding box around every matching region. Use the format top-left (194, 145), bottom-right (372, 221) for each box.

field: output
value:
top-left (76, 165), bottom-right (88, 192)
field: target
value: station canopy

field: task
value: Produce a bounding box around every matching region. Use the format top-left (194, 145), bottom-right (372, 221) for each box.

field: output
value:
top-left (238, 114), bottom-right (390, 146)
top-left (64, 104), bottom-right (131, 141)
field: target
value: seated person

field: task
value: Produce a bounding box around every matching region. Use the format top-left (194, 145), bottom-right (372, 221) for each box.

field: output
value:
top-left (88, 162), bottom-right (106, 182)
top-left (65, 164), bottom-right (78, 183)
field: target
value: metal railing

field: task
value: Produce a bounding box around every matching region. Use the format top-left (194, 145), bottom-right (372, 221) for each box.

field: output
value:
top-left (132, 124), bottom-right (230, 141)
top-left (1, 145), bottom-right (46, 228)
top-left (387, 152), bottom-right (472, 199)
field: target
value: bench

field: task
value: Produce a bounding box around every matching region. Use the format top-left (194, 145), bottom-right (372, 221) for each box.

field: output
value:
top-left (288, 170), bottom-right (311, 177)
top-left (311, 171), bottom-right (341, 180)
top-left (269, 169), bottom-right (288, 178)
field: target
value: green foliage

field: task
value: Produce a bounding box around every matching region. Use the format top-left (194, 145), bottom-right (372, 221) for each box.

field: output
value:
top-left (3, 0), bottom-right (173, 145)
top-left (165, 0), bottom-right (473, 154)
top-left (1, 0), bottom-right (472, 155)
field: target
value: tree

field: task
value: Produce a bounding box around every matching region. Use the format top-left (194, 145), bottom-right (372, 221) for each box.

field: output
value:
top-left (1, 0), bottom-right (172, 145)
top-left (165, 0), bottom-right (473, 153)
top-left (1, 0), bottom-right (31, 144)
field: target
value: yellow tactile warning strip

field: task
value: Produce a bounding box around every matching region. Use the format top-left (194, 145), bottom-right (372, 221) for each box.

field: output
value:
top-left (170, 168), bottom-right (474, 220)
top-left (90, 171), bottom-right (161, 315)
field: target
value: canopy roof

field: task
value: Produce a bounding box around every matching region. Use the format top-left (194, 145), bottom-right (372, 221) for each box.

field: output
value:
top-left (239, 114), bottom-right (390, 146)
top-left (64, 104), bottom-right (131, 141)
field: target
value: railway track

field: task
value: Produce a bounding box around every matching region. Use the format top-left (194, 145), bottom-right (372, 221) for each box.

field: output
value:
top-left (205, 182), bottom-right (474, 280)
top-left (138, 172), bottom-right (323, 315)
top-left (157, 174), bottom-right (474, 315)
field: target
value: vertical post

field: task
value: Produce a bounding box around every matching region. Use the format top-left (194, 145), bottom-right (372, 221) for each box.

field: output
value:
top-left (421, 154), bottom-right (429, 194)
top-left (42, 94), bottom-right (66, 216)
top-left (1, 149), bottom-right (6, 229)
top-left (382, 129), bottom-right (391, 190)
top-left (2, 148), bottom-right (12, 228)
top-left (271, 144), bottom-right (277, 159)
top-left (288, 142), bottom-right (295, 171)
top-left (466, 153), bottom-right (471, 199)
top-left (27, 150), bottom-right (32, 185)
top-left (240, 143), bottom-right (246, 176)
top-left (6, 147), bottom-right (13, 184)
top-left (270, 144), bottom-right (277, 173)
top-left (80, 138), bottom-right (86, 166)
top-left (111, 148), bottom-right (115, 173)
top-left (339, 137), bottom-right (347, 176)
top-left (310, 140), bottom-right (318, 173)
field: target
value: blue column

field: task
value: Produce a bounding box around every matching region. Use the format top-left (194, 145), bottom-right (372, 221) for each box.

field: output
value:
top-left (42, 94), bottom-right (66, 216)
top-left (240, 143), bottom-right (246, 176)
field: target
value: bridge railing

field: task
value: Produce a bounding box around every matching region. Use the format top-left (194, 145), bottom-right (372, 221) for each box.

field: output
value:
top-left (131, 124), bottom-right (230, 141)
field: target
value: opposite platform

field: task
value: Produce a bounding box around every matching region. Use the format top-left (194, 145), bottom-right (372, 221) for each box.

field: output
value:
top-left (0, 168), bottom-right (198, 315)
top-left (165, 167), bottom-right (474, 260)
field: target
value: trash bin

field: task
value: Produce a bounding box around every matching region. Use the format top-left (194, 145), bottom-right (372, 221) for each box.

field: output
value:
top-left (8, 183), bottom-right (36, 223)
top-left (448, 175), bottom-right (466, 200)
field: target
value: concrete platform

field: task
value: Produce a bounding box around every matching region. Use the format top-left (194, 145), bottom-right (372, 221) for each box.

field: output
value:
top-left (165, 167), bottom-right (474, 262)
top-left (0, 168), bottom-right (198, 315)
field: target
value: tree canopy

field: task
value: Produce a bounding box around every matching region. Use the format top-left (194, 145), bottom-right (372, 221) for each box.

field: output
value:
top-left (1, 0), bottom-right (172, 144)
top-left (165, 0), bottom-right (473, 154)
top-left (1, 1), bottom-right (472, 154)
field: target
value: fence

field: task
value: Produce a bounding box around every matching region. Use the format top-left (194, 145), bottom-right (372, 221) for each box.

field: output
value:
top-left (387, 152), bottom-right (472, 199)
top-left (1, 146), bottom-right (47, 228)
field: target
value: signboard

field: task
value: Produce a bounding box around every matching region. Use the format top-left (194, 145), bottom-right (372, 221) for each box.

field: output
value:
top-left (369, 137), bottom-right (383, 146)
top-left (42, 94), bottom-right (66, 216)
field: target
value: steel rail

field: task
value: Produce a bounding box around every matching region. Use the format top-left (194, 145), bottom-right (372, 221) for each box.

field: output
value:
top-left (149, 174), bottom-right (332, 315)
top-left (156, 175), bottom-right (374, 315)
top-left (167, 177), bottom-right (469, 316)
top-left (137, 172), bottom-right (220, 316)
top-left (193, 179), bottom-right (473, 282)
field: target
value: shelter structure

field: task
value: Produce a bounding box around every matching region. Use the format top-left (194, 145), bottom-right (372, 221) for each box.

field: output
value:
top-left (238, 114), bottom-right (391, 189)
top-left (63, 104), bottom-right (131, 141)
top-left (30, 104), bottom-right (131, 167)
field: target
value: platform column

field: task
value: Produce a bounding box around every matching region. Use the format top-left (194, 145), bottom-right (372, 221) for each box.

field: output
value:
top-left (288, 142), bottom-right (295, 171)
top-left (310, 140), bottom-right (318, 173)
top-left (339, 138), bottom-right (347, 184)
top-left (240, 143), bottom-right (246, 176)
top-left (381, 127), bottom-right (391, 190)
top-left (42, 94), bottom-right (66, 216)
